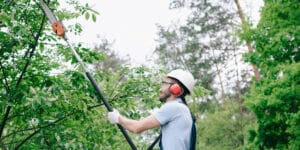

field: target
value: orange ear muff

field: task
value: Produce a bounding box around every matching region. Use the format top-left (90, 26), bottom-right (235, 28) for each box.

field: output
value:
top-left (169, 83), bottom-right (182, 96)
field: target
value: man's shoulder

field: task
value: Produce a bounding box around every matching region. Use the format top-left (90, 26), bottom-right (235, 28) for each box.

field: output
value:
top-left (161, 100), bottom-right (187, 112)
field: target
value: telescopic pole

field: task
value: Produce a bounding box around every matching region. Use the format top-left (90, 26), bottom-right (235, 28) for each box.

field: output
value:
top-left (39, 1), bottom-right (137, 149)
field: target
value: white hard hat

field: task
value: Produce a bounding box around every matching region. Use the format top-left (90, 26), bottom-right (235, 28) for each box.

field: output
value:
top-left (167, 69), bottom-right (196, 94)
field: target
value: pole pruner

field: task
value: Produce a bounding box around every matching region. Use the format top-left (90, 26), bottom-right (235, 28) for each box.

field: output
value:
top-left (39, 1), bottom-right (65, 37)
top-left (38, 1), bottom-right (137, 149)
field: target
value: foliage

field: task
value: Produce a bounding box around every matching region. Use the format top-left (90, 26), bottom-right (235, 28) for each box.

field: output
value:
top-left (243, 0), bottom-right (300, 149)
top-left (0, 0), bottom-right (102, 148)
top-left (0, 0), bottom-right (206, 149)
top-left (243, 0), bottom-right (300, 71)
top-left (154, 0), bottom-right (250, 97)
top-left (0, 0), bottom-right (158, 149)
top-left (93, 38), bottom-right (130, 73)
top-left (197, 98), bottom-right (256, 150)
top-left (4, 0), bottom-right (299, 149)
top-left (245, 63), bottom-right (300, 149)
top-left (156, 0), bottom-right (259, 149)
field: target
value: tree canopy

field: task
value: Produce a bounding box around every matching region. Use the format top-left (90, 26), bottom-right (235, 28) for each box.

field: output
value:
top-left (1, 0), bottom-right (299, 149)
top-left (244, 0), bottom-right (300, 149)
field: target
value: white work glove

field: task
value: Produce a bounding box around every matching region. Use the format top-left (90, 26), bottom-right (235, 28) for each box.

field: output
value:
top-left (108, 109), bottom-right (120, 124)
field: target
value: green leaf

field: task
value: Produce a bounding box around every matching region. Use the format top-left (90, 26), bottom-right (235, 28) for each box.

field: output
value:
top-left (85, 12), bottom-right (90, 20)
top-left (39, 42), bottom-right (44, 52)
top-left (92, 14), bottom-right (96, 22)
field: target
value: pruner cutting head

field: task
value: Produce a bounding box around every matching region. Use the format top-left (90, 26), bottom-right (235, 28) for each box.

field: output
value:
top-left (39, 0), bottom-right (65, 37)
top-left (51, 21), bottom-right (65, 36)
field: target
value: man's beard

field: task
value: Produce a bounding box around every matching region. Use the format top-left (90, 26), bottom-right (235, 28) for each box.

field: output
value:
top-left (159, 92), bottom-right (171, 102)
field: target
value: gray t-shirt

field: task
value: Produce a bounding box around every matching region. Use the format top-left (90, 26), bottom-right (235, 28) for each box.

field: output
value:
top-left (154, 98), bottom-right (192, 150)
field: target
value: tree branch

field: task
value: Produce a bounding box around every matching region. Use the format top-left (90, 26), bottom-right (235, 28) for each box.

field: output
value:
top-left (0, 8), bottom-right (47, 139)
top-left (13, 110), bottom-right (76, 149)
top-left (0, 60), bottom-right (11, 94)
top-left (8, 101), bottom-right (104, 148)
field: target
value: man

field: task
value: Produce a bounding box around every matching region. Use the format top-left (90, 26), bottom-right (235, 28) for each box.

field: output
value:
top-left (108, 69), bottom-right (196, 150)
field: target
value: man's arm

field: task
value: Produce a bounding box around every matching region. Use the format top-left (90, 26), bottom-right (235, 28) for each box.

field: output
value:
top-left (119, 114), bottom-right (160, 134)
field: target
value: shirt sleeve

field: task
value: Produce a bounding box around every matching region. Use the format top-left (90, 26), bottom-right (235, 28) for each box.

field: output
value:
top-left (154, 103), bottom-right (177, 125)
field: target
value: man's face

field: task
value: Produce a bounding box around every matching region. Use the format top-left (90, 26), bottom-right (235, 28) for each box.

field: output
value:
top-left (159, 77), bottom-right (174, 102)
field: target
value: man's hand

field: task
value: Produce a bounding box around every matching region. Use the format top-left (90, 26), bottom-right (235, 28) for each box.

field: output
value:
top-left (108, 109), bottom-right (120, 124)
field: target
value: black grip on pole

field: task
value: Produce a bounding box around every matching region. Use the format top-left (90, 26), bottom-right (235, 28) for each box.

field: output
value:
top-left (85, 72), bottom-right (137, 150)
top-left (86, 72), bottom-right (112, 111)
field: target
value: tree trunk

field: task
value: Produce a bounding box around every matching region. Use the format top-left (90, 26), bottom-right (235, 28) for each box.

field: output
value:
top-left (234, 0), bottom-right (261, 81)
top-left (233, 46), bottom-right (245, 146)
top-left (212, 49), bottom-right (226, 101)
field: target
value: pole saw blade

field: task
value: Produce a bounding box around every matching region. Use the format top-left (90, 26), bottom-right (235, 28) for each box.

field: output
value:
top-left (39, 0), bottom-right (65, 36)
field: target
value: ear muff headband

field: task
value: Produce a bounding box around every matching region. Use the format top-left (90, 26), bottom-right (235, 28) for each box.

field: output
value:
top-left (169, 83), bottom-right (182, 96)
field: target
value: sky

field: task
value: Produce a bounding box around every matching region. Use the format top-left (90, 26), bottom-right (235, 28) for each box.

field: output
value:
top-left (70, 0), bottom-right (189, 65)
top-left (66, 0), bottom-right (263, 66)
